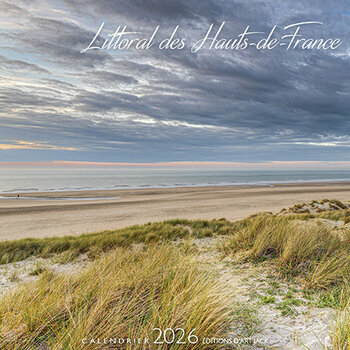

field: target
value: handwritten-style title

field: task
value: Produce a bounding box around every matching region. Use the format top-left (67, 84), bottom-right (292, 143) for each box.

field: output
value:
top-left (81, 21), bottom-right (342, 54)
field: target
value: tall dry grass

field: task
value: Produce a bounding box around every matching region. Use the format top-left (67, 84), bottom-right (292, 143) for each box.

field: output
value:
top-left (0, 219), bottom-right (236, 265)
top-left (220, 214), bottom-right (350, 289)
top-left (331, 283), bottom-right (350, 350)
top-left (1, 209), bottom-right (349, 348)
top-left (219, 211), bottom-right (350, 349)
top-left (0, 244), bottom-right (232, 349)
top-left (332, 305), bottom-right (350, 350)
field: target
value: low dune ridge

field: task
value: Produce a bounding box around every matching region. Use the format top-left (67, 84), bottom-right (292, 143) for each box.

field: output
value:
top-left (280, 198), bottom-right (350, 214)
top-left (0, 199), bottom-right (349, 349)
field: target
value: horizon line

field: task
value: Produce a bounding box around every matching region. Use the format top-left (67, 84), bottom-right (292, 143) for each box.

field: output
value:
top-left (1, 160), bottom-right (350, 168)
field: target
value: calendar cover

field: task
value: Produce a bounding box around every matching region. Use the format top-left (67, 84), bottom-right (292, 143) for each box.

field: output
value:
top-left (0, 1), bottom-right (349, 349)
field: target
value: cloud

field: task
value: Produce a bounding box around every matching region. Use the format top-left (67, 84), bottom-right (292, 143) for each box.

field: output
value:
top-left (62, 0), bottom-right (223, 23)
top-left (0, 1), bottom-right (28, 17)
top-left (81, 71), bottom-right (139, 88)
top-left (0, 55), bottom-right (50, 74)
top-left (0, 0), bottom-right (349, 162)
top-left (0, 140), bottom-right (76, 150)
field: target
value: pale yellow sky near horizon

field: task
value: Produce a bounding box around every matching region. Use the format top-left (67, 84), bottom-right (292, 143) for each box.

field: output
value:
top-left (1, 160), bottom-right (350, 169)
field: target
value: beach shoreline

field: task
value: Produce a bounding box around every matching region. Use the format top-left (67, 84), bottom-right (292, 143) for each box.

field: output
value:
top-left (1, 181), bottom-right (350, 241)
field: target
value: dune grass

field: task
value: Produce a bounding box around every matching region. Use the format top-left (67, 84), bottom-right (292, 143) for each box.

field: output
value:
top-left (0, 244), bottom-right (233, 349)
top-left (1, 209), bottom-right (347, 266)
top-left (219, 213), bottom-right (350, 289)
top-left (0, 219), bottom-right (236, 265)
top-left (219, 210), bottom-right (350, 349)
top-left (332, 302), bottom-right (350, 350)
top-left (1, 205), bottom-right (349, 349)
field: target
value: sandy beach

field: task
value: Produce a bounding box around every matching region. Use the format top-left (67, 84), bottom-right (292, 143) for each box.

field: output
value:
top-left (0, 182), bottom-right (350, 240)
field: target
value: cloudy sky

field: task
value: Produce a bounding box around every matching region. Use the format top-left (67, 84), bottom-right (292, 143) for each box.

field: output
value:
top-left (0, 0), bottom-right (349, 164)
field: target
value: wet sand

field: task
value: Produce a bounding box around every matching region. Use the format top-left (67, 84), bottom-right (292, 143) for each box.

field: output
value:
top-left (0, 182), bottom-right (349, 240)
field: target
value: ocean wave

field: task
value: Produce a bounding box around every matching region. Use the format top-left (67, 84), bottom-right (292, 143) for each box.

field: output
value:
top-left (0, 196), bottom-right (121, 201)
top-left (0, 178), bottom-right (349, 194)
top-left (4, 188), bottom-right (39, 193)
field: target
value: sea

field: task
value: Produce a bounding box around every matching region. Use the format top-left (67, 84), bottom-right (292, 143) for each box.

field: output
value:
top-left (0, 167), bottom-right (349, 194)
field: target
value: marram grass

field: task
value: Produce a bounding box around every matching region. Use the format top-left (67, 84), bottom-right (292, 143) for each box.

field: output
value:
top-left (0, 219), bottom-right (235, 265)
top-left (219, 214), bottom-right (350, 289)
top-left (1, 207), bottom-right (350, 349)
top-left (332, 303), bottom-right (350, 350)
top-left (0, 244), bottom-right (232, 349)
top-left (219, 210), bottom-right (350, 349)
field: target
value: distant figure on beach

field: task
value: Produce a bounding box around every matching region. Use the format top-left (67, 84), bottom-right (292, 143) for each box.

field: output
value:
top-left (17, 194), bottom-right (19, 199)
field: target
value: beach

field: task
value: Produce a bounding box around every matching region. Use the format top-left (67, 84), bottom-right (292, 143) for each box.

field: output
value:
top-left (1, 182), bottom-right (350, 240)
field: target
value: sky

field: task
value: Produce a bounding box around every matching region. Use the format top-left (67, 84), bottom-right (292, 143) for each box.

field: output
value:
top-left (0, 0), bottom-right (349, 165)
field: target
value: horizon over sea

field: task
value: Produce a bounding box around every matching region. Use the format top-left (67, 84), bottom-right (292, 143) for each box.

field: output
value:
top-left (0, 167), bottom-right (350, 194)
